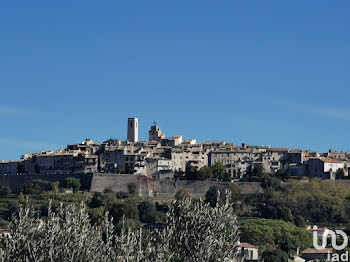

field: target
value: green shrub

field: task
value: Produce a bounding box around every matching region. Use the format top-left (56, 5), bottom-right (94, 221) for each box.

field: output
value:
top-left (115, 191), bottom-right (129, 199)
top-left (0, 186), bottom-right (11, 197)
top-left (50, 181), bottom-right (60, 193)
top-left (24, 180), bottom-right (51, 194)
top-left (63, 177), bottom-right (81, 192)
top-left (127, 182), bottom-right (138, 196)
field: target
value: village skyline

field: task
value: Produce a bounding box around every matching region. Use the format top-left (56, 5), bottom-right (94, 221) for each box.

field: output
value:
top-left (1, 116), bottom-right (349, 162)
top-left (1, 2), bottom-right (350, 160)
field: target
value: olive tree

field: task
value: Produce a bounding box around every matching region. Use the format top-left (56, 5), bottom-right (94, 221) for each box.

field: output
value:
top-left (0, 191), bottom-right (241, 262)
top-left (166, 190), bottom-right (241, 262)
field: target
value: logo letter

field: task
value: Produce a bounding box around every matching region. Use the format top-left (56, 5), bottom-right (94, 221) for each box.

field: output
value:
top-left (332, 230), bottom-right (348, 251)
top-left (313, 230), bottom-right (327, 250)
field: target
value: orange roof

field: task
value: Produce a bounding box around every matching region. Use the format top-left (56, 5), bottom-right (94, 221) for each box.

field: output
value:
top-left (301, 248), bottom-right (333, 254)
top-left (309, 227), bottom-right (327, 232)
top-left (236, 243), bottom-right (257, 249)
top-left (289, 149), bottom-right (303, 153)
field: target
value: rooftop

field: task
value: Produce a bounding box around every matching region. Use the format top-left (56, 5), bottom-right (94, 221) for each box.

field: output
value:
top-left (301, 248), bottom-right (333, 254)
top-left (267, 148), bottom-right (289, 152)
top-left (308, 157), bottom-right (344, 163)
top-left (236, 243), bottom-right (258, 249)
top-left (320, 158), bottom-right (344, 163)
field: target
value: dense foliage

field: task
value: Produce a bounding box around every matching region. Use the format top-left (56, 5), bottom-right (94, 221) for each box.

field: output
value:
top-left (1, 174), bottom-right (350, 261)
top-left (185, 162), bottom-right (230, 181)
top-left (272, 179), bottom-right (350, 223)
top-left (0, 192), bottom-right (241, 262)
top-left (254, 178), bottom-right (350, 224)
top-left (240, 218), bottom-right (312, 257)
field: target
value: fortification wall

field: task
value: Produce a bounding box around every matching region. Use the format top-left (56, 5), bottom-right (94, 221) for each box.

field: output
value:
top-left (0, 173), bottom-right (264, 198)
top-left (0, 174), bottom-right (92, 190)
top-left (334, 179), bottom-right (350, 188)
top-left (90, 173), bottom-right (264, 198)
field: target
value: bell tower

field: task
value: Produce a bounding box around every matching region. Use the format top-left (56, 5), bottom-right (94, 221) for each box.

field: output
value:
top-left (127, 118), bottom-right (138, 142)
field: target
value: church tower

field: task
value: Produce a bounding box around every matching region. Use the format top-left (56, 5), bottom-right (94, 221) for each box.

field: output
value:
top-left (149, 123), bottom-right (165, 141)
top-left (127, 118), bottom-right (138, 142)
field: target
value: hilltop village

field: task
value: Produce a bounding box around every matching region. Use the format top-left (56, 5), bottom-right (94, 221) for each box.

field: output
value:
top-left (1, 118), bottom-right (350, 262)
top-left (0, 117), bottom-right (348, 180)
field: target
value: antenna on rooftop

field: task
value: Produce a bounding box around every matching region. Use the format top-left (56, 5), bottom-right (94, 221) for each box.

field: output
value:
top-left (153, 121), bottom-right (157, 126)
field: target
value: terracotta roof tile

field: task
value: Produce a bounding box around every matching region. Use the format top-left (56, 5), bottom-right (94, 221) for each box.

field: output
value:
top-left (308, 227), bottom-right (327, 232)
top-left (301, 248), bottom-right (333, 254)
top-left (236, 243), bottom-right (258, 249)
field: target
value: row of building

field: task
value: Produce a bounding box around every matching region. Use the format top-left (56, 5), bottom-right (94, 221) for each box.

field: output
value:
top-left (0, 118), bottom-right (349, 180)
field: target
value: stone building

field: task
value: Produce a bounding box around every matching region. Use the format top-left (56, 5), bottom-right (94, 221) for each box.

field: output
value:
top-left (100, 148), bottom-right (126, 172)
top-left (0, 160), bottom-right (20, 175)
top-left (209, 148), bottom-right (263, 178)
top-left (171, 145), bottom-right (208, 172)
top-left (149, 125), bottom-right (165, 141)
top-left (234, 242), bottom-right (259, 262)
top-left (261, 148), bottom-right (289, 174)
top-left (147, 157), bottom-right (172, 174)
top-left (287, 149), bottom-right (310, 164)
top-left (33, 152), bottom-right (98, 174)
top-left (209, 147), bottom-right (295, 178)
top-left (161, 135), bottom-right (183, 147)
top-left (306, 157), bottom-right (347, 180)
top-left (327, 149), bottom-right (346, 160)
top-left (300, 248), bottom-right (333, 261)
top-left (201, 141), bottom-right (231, 151)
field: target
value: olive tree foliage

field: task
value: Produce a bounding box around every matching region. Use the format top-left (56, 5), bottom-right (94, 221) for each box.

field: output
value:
top-left (167, 190), bottom-right (241, 262)
top-left (0, 191), bottom-right (241, 262)
top-left (0, 202), bottom-right (111, 262)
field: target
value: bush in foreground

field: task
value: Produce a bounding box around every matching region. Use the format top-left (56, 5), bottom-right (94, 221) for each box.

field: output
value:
top-left (0, 191), bottom-right (241, 262)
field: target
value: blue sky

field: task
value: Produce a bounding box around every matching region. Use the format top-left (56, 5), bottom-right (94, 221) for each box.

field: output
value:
top-left (1, 1), bottom-right (350, 160)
